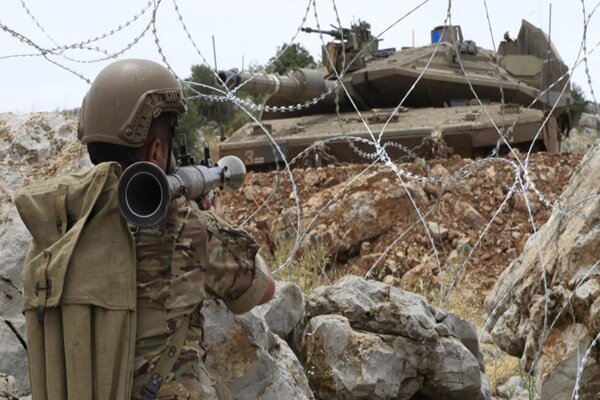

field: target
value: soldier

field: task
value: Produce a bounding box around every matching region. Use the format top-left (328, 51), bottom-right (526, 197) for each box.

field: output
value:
top-left (78, 59), bottom-right (275, 399)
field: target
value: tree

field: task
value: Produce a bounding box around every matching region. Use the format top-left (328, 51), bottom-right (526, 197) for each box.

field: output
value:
top-left (186, 64), bottom-right (236, 123)
top-left (266, 43), bottom-right (316, 75)
top-left (176, 64), bottom-right (258, 158)
top-left (176, 64), bottom-right (236, 154)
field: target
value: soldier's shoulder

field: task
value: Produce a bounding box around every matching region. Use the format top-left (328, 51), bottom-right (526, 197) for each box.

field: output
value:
top-left (195, 208), bottom-right (258, 251)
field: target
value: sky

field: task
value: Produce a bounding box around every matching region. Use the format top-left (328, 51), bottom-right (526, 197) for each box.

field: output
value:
top-left (1, 0), bottom-right (599, 113)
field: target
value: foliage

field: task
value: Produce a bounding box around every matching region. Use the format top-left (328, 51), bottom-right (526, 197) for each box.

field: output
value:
top-left (176, 100), bottom-right (203, 151)
top-left (266, 43), bottom-right (316, 75)
top-left (176, 64), bottom-right (253, 158)
top-left (569, 82), bottom-right (589, 126)
top-left (271, 238), bottom-right (331, 295)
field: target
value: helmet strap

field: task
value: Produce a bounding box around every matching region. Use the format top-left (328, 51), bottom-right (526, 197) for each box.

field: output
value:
top-left (166, 114), bottom-right (178, 173)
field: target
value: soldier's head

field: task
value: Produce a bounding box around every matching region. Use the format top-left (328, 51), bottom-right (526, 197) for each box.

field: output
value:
top-left (77, 59), bottom-right (186, 171)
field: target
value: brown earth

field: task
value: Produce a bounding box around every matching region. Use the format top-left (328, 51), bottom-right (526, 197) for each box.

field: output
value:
top-left (220, 151), bottom-right (582, 322)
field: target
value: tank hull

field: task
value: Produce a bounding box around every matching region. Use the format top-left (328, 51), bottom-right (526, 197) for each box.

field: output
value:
top-left (220, 104), bottom-right (553, 168)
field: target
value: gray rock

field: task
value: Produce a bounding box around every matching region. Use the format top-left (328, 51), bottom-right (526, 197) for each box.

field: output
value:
top-left (452, 198), bottom-right (487, 231)
top-left (578, 112), bottom-right (600, 131)
top-left (485, 144), bottom-right (600, 397)
top-left (495, 375), bottom-right (524, 399)
top-left (0, 373), bottom-right (18, 400)
top-left (202, 301), bottom-right (314, 400)
top-left (436, 311), bottom-right (485, 371)
top-left (0, 322), bottom-right (27, 396)
top-left (253, 281), bottom-right (304, 339)
top-left (295, 276), bottom-right (490, 400)
top-left (427, 221), bottom-right (449, 241)
top-left (538, 324), bottom-right (600, 400)
top-left (0, 207), bottom-right (29, 321)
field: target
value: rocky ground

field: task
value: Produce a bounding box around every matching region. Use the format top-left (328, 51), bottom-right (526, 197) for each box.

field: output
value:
top-left (217, 147), bottom-right (584, 394)
top-left (2, 110), bottom-right (599, 399)
top-left (221, 151), bottom-right (581, 312)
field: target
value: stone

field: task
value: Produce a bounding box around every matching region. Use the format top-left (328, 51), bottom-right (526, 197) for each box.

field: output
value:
top-left (294, 276), bottom-right (490, 400)
top-left (423, 181), bottom-right (442, 198)
top-left (485, 144), bottom-right (600, 398)
top-left (511, 190), bottom-right (539, 214)
top-left (202, 301), bottom-right (314, 400)
top-left (400, 263), bottom-right (432, 290)
top-left (534, 165), bottom-right (556, 183)
top-left (484, 165), bottom-right (497, 180)
top-left (430, 164), bottom-right (450, 178)
top-left (303, 169), bottom-right (323, 187)
top-left (537, 324), bottom-right (600, 400)
top-left (453, 199), bottom-right (487, 231)
top-left (0, 373), bottom-right (18, 399)
top-left (270, 170), bottom-right (429, 260)
top-left (578, 113), bottom-right (600, 131)
top-left (242, 185), bottom-right (257, 201)
top-left (253, 281), bottom-right (304, 340)
top-left (0, 208), bottom-right (30, 322)
top-left (495, 375), bottom-right (524, 399)
top-left (427, 221), bottom-right (449, 241)
top-left (0, 322), bottom-right (27, 396)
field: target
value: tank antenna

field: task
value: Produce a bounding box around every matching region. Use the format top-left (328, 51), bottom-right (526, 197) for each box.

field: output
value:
top-left (212, 34), bottom-right (226, 142)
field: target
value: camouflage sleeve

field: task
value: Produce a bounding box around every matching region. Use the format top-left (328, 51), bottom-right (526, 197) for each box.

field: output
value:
top-left (191, 204), bottom-right (264, 306)
top-left (225, 253), bottom-right (271, 313)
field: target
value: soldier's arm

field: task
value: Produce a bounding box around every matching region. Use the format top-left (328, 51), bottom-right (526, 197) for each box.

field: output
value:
top-left (196, 208), bottom-right (275, 314)
top-left (226, 253), bottom-right (275, 314)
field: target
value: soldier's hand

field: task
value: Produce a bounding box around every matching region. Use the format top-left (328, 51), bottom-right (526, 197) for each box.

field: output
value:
top-left (198, 195), bottom-right (211, 211)
top-left (212, 192), bottom-right (224, 218)
top-left (198, 192), bottom-right (224, 219)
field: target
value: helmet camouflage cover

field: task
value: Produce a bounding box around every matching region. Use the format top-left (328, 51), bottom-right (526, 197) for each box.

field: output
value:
top-left (78, 59), bottom-right (187, 148)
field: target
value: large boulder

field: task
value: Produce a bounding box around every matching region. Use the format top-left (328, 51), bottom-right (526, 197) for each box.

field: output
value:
top-left (293, 276), bottom-right (490, 400)
top-left (485, 144), bottom-right (600, 398)
top-left (253, 280), bottom-right (305, 340)
top-left (202, 301), bottom-right (314, 400)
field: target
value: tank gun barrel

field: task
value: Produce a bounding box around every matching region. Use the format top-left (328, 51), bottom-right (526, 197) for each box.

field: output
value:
top-left (218, 68), bottom-right (337, 104)
top-left (301, 26), bottom-right (350, 40)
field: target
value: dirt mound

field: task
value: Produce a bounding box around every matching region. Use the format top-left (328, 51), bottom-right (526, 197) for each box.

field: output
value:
top-left (221, 151), bottom-right (582, 315)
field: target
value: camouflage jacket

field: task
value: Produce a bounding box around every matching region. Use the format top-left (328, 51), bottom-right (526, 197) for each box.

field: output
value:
top-left (131, 195), bottom-right (261, 399)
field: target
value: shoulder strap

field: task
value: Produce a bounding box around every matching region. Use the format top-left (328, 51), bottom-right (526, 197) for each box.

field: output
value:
top-left (138, 313), bottom-right (191, 400)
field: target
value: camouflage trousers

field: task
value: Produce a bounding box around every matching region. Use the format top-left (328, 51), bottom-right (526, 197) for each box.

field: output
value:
top-left (131, 364), bottom-right (232, 400)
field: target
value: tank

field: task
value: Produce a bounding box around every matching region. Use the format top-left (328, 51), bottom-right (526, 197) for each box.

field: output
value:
top-left (218, 20), bottom-right (571, 168)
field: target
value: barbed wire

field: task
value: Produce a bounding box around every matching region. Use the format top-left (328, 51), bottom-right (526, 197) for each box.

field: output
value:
top-left (2, 0), bottom-right (600, 398)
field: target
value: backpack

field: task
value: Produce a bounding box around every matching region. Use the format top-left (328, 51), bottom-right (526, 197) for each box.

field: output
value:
top-left (15, 162), bottom-right (137, 399)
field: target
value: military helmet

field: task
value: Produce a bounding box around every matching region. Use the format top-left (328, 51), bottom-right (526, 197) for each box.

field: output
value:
top-left (78, 59), bottom-right (186, 147)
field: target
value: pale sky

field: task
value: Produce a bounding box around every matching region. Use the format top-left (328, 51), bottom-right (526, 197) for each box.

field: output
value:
top-left (1, 0), bottom-right (598, 113)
